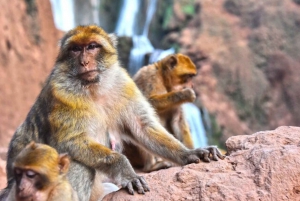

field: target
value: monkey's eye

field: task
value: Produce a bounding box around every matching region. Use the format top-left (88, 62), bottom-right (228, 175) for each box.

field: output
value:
top-left (87, 43), bottom-right (100, 50)
top-left (70, 45), bottom-right (82, 52)
top-left (26, 170), bottom-right (36, 178)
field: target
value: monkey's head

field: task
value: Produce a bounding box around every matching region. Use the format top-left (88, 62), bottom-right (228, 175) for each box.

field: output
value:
top-left (160, 53), bottom-right (197, 90)
top-left (55, 25), bottom-right (118, 86)
top-left (13, 142), bottom-right (70, 199)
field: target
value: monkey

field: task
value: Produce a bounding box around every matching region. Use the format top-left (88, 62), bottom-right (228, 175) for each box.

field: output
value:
top-left (0, 25), bottom-right (224, 201)
top-left (123, 53), bottom-right (198, 172)
top-left (5, 141), bottom-right (78, 201)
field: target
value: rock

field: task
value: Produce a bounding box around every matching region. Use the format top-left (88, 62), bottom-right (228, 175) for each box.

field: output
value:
top-left (0, 0), bottom-right (60, 148)
top-left (103, 126), bottom-right (300, 201)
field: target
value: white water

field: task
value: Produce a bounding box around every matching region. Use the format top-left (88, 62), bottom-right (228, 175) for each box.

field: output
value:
top-left (182, 103), bottom-right (208, 147)
top-left (128, 35), bottom-right (154, 75)
top-left (50, 0), bottom-right (75, 31)
top-left (115, 0), bottom-right (157, 75)
top-left (115, 0), bottom-right (140, 36)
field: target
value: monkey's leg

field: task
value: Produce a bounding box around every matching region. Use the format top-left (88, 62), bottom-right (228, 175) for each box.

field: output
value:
top-left (58, 135), bottom-right (149, 196)
top-left (67, 161), bottom-right (95, 201)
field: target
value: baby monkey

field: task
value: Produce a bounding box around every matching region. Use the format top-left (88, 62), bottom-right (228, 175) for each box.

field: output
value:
top-left (5, 142), bottom-right (78, 201)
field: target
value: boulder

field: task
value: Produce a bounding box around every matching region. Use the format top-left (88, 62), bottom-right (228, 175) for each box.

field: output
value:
top-left (104, 126), bottom-right (300, 200)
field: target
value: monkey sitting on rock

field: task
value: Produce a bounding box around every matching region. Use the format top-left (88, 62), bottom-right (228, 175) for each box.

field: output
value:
top-left (124, 53), bottom-right (199, 172)
top-left (0, 25), bottom-right (224, 201)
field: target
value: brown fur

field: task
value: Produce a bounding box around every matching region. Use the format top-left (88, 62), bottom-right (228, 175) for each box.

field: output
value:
top-left (5, 142), bottom-right (78, 201)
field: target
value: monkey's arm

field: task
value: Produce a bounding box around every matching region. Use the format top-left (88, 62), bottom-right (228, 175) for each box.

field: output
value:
top-left (57, 134), bottom-right (149, 195)
top-left (149, 88), bottom-right (195, 112)
top-left (125, 102), bottom-right (224, 166)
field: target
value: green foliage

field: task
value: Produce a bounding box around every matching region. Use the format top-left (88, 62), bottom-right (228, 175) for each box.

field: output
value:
top-left (207, 114), bottom-right (226, 150)
top-left (163, 6), bottom-right (174, 30)
top-left (182, 4), bottom-right (195, 16)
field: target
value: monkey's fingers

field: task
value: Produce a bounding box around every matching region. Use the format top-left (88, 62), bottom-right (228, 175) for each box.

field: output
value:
top-left (139, 176), bottom-right (150, 192)
top-left (206, 146), bottom-right (226, 160)
top-left (133, 178), bottom-right (145, 194)
top-left (124, 182), bottom-right (134, 195)
top-left (202, 151), bottom-right (210, 162)
top-left (186, 154), bottom-right (200, 164)
top-left (193, 148), bottom-right (210, 163)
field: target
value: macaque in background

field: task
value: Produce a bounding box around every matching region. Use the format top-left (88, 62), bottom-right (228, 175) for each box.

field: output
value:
top-left (5, 142), bottom-right (78, 201)
top-left (124, 54), bottom-right (199, 172)
top-left (0, 25), bottom-right (224, 201)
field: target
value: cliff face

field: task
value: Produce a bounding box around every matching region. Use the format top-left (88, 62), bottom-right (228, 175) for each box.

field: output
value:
top-left (104, 126), bottom-right (300, 201)
top-left (153, 0), bottom-right (300, 144)
top-left (0, 0), bottom-right (60, 147)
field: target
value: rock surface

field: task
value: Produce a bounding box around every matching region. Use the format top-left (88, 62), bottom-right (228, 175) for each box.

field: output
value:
top-left (104, 126), bottom-right (300, 201)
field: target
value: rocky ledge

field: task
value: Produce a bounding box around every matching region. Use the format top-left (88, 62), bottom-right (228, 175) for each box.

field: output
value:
top-left (0, 126), bottom-right (299, 200)
top-left (104, 126), bottom-right (300, 201)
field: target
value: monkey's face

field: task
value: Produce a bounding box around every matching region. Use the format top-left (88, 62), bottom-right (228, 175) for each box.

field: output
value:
top-left (56, 25), bottom-right (118, 86)
top-left (14, 168), bottom-right (45, 199)
top-left (163, 54), bottom-right (197, 90)
top-left (68, 42), bottom-right (102, 85)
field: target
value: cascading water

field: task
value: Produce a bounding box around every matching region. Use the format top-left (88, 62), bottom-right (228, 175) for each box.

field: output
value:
top-left (115, 0), bottom-right (157, 75)
top-left (182, 103), bottom-right (208, 147)
top-left (50, 0), bottom-right (75, 31)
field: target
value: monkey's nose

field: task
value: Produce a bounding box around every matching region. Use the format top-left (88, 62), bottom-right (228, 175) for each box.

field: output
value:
top-left (81, 60), bottom-right (89, 66)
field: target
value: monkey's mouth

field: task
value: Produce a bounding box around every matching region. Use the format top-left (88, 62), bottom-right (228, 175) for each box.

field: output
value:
top-left (17, 192), bottom-right (32, 199)
top-left (78, 70), bottom-right (100, 82)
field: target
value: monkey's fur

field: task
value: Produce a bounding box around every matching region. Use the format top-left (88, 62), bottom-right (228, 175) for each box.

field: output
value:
top-left (124, 54), bottom-right (198, 172)
top-left (6, 142), bottom-right (78, 201)
top-left (0, 25), bottom-right (224, 201)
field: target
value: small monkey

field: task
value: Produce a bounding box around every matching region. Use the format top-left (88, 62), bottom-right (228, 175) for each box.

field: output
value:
top-left (1, 25), bottom-right (224, 201)
top-left (124, 54), bottom-right (198, 172)
top-left (5, 142), bottom-right (78, 201)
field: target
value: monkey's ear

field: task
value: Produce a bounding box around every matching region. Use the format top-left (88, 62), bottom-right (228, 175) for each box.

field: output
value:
top-left (59, 153), bottom-right (70, 174)
top-left (28, 141), bottom-right (37, 150)
top-left (166, 55), bottom-right (178, 69)
top-left (109, 33), bottom-right (118, 48)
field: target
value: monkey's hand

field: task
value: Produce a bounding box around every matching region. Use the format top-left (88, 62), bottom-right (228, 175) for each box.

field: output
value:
top-left (180, 88), bottom-right (196, 102)
top-left (183, 146), bottom-right (225, 164)
top-left (116, 155), bottom-right (150, 195)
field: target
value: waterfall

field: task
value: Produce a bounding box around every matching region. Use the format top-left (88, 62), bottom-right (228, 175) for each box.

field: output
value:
top-left (114, 0), bottom-right (140, 36)
top-left (182, 103), bottom-right (208, 147)
top-left (115, 0), bottom-right (157, 75)
top-left (50, 0), bottom-right (75, 31)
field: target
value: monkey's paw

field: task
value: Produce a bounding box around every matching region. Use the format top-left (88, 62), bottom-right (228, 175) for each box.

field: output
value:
top-left (121, 175), bottom-right (150, 195)
top-left (185, 146), bottom-right (226, 164)
top-left (181, 88), bottom-right (196, 102)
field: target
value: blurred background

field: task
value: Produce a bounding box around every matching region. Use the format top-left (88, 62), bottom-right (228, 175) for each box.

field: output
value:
top-left (0, 0), bottom-right (300, 150)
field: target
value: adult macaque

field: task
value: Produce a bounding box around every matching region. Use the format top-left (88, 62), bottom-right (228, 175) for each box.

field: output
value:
top-left (0, 25), bottom-right (224, 201)
top-left (124, 54), bottom-right (198, 172)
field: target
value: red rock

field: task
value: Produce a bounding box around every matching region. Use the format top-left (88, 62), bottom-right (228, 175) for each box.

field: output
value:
top-left (104, 126), bottom-right (300, 200)
top-left (0, 0), bottom-right (60, 148)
